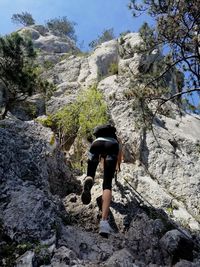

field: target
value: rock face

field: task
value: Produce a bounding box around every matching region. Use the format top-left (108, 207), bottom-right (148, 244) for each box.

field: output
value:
top-left (0, 118), bottom-right (81, 244)
top-left (98, 76), bottom-right (200, 231)
top-left (1, 28), bottom-right (200, 266)
top-left (9, 94), bottom-right (46, 121)
top-left (18, 25), bottom-right (78, 55)
top-left (44, 39), bottom-right (119, 113)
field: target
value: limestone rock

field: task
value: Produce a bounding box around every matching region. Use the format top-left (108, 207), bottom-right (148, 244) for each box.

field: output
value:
top-left (18, 27), bottom-right (41, 40)
top-left (85, 39), bottom-right (119, 85)
top-left (174, 260), bottom-right (200, 267)
top-left (160, 229), bottom-right (194, 264)
top-left (98, 71), bottom-right (200, 232)
top-left (18, 25), bottom-right (78, 54)
top-left (103, 248), bottom-right (136, 267)
top-left (34, 35), bottom-right (76, 54)
top-left (31, 25), bottom-right (49, 36)
top-left (1, 26), bottom-right (200, 267)
top-left (46, 81), bottom-right (80, 114)
top-left (118, 32), bottom-right (141, 59)
top-left (0, 118), bottom-right (81, 242)
top-left (0, 82), bottom-right (6, 117)
top-left (9, 94), bottom-right (45, 121)
top-left (15, 251), bottom-right (35, 267)
top-left (51, 246), bottom-right (79, 266)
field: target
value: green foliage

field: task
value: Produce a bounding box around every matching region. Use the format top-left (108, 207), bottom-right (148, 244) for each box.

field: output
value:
top-left (34, 244), bottom-right (48, 254)
top-left (108, 62), bottom-right (119, 75)
top-left (11, 12), bottom-right (35, 26)
top-left (38, 86), bottom-right (108, 173)
top-left (89, 28), bottom-right (115, 49)
top-left (0, 221), bottom-right (33, 267)
top-left (124, 81), bottom-right (169, 129)
top-left (46, 16), bottom-right (77, 41)
top-left (129, 0), bottom-right (200, 112)
top-left (78, 85), bottom-right (109, 138)
top-left (96, 62), bottom-right (118, 81)
top-left (138, 22), bottom-right (156, 53)
top-left (0, 32), bottom-right (57, 119)
top-left (0, 33), bottom-right (37, 118)
top-left (43, 60), bottom-right (54, 70)
top-left (42, 81), bottom-right (57, 100)
top-left (34, 244), bottom-right (51, 265)
top-left (166, 201), bottom-right (178, 217)
top-left (133, 22), bottom-right (157, 58)
top-left (43, 85), bottom-right (109, 155)
top-left (36, 116), bottom-right (54, 128)
top-left (52, 102), bottom-right (80, 144)
top-left (20, 102), bottom-right (37, 118)
top-left (122, 21), bottom-right (179, 127)
top-left (16, 243), bottom-right (33, 254)
top-left (49, 134), bottom-right (56, 145)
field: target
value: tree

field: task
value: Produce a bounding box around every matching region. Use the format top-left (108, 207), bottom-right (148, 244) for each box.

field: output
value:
top-left (0, 33), bottom-right (38, 118)
top-left (137, 22), bottom-right (156, 53)
top-left (11, 12), bottom-right (35, 26)
top-left (128, 0), bottom-right (200, 113)
top-left (89, 28), bottom-right (115, 49)
top-left (46, 16), bottom-right (77, 41)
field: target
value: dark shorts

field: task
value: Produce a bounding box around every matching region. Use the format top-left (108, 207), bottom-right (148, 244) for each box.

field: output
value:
top-left (87, 139), bottom-right (119, 190)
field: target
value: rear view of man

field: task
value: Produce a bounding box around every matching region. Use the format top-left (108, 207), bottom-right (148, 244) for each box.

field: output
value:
top-left (81, 124), bottom-right (122, 237)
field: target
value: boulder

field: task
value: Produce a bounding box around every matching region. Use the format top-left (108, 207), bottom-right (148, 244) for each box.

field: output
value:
top-left (103, 249), bottom-right (136, 267)
top-left (9, 94), bottom-right (46, 121)
top-left (34, 35), bottom-right (77, 54)
top-left (0, 118), bottom-right (81, 242)
top-left (15, 251), bottom-right (35, 267)
top-left (85, 39), bottom-right (119, 85)
top-left (160, 229), bottom-right (194, 264)
top-left (18, 27), bottom-right (40, 40)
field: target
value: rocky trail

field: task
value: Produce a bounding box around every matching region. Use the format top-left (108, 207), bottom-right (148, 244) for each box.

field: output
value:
top-left (0, 25), bottom-right (200, 266)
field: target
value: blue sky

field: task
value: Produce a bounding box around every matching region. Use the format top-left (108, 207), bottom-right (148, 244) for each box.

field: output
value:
top-left (0, 0), bottom-right (152, 50)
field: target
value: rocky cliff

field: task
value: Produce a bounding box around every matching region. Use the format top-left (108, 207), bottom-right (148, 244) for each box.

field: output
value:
top-left (0, 25), bottom-right (200, 267)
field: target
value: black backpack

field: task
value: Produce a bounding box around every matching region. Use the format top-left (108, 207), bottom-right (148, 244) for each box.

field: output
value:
top-left (93, 124), bottom-right (117, 138)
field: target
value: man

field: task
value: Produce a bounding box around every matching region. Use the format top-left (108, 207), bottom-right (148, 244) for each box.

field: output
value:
top-left (81, 124), bottom-right (122, 237)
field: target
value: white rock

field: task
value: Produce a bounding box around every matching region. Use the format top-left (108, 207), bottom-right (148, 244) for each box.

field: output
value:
top-left (16, 251), bottom-right (35, 267)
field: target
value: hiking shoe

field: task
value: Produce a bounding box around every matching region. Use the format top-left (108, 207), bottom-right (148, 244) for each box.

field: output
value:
top-left (99, 220), bottom-right (114, 238)
top-left (81, 176), bottom-right (93, 205)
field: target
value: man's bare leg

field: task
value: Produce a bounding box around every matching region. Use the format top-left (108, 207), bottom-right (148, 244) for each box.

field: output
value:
top-left (102, 189), bottom-right (112, 220)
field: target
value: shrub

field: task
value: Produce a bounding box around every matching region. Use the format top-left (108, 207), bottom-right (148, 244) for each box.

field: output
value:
top-left (43, 60), bottom-right (54, 70)
top-left (108, 62), bottom-right (118, 75)
top-left (89, 28), bottom-right (115, 49)
top-left (46, 16), bottom-right (77, 41)
top-left (0, 33), bottom-right (37, 118)
top-left (78, 85), bottom-right (109, 139)
top-left (44, 85), bottom-right (109, 152)
top-left (52, 102), bottom-right (80, 146)
top-left (11, 12), bottom-right (35, 26)
top-left (36, 116), bottom-right (54, 128)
